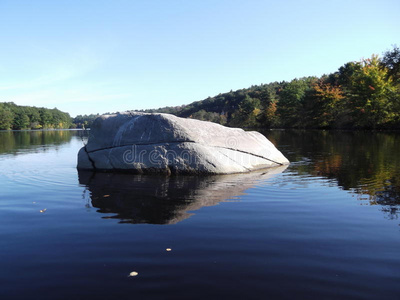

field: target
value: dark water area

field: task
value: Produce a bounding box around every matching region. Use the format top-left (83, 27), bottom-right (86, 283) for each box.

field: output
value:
top-left (0, 129), bottom-right (399, 299)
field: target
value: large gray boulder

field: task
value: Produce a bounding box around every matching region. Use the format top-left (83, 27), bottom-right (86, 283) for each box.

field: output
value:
top-left (77, 112), bottom-right (289, 174)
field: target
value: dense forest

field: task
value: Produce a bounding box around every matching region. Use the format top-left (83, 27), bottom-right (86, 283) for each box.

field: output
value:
top-left (0, 103), bottom-right (101, 130)
top-left (71, 114), bottom-right (101, 129)
top-left (2, 46), bottom-right (399, 130)
top-left (0, 102), bottom-right (72, 130)
top-left (142, 46), bottom-right (400, 129)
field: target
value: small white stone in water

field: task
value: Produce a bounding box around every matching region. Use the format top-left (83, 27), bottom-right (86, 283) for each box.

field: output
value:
top-left (128, 271), bottom-right (138, 277)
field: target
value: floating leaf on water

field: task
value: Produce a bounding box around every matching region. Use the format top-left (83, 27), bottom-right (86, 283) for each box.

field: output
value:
top-left (103, 195), bottom-right (110, 198)
top-left (39, 209), bottom-right (47, 213)
top-left (128, 271), bottom-right (138, 277)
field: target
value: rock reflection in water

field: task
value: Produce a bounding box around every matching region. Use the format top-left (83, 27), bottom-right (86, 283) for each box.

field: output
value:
top-left (78, 166), bottom-right (287, 224)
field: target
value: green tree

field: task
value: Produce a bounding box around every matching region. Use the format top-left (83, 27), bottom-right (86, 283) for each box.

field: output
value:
top-left (346, 55), bottom-right (398, 128)
top-left (191, 109), bottom-right (207, 121)
top-left (72, 114), bottom-right (100, 128)
top-left (12, 112), bottom-right (30, 129)
top-left (260, 101), bottom-right (279, 127)
top-left (230, 95), bottom-right (261, 127)
top-left (0, 105), bottom-right (14, 130)
top-left (28, 110), bottom-right (41, 129)
top-left (381, 45), bottom-right (400, 82)
top-left (312, 80), bottom-right (345, 128)
top-left (338, 61), bottom-right (361, 87)
top-left (39, 109), bottom-right (53, 128)
top-left (277, 78), bottom-right (315, 127)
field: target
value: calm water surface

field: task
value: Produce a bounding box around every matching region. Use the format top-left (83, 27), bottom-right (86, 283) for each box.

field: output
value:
top-left (0, 129), bottom-right (399, 299)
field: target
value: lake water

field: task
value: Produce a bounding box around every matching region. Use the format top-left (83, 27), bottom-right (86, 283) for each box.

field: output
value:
top-left (0, 129), bottom-right (399, 299)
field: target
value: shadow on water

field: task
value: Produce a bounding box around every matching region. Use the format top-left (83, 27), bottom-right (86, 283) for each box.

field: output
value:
top-left (78, 166), bottom-right (287, 224)
top-left (264, 130), bottom-right (400, 219)
top-left (0, 130), bottom-right (87, 156)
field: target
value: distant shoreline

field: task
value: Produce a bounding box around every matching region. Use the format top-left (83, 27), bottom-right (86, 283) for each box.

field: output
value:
top-left (2, 128), bottom-right (399, 133)
top-left (0, 128), bottom-right (88, 132)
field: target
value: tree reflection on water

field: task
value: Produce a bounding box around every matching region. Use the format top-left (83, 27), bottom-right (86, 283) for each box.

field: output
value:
top-left (0, 130), bottom-right (86, 156)
top-left (264, 130), bottom-right (400, 219)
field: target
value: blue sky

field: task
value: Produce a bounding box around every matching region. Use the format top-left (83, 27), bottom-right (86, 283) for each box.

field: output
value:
top-left (0, 0), bottom-right (399, 117)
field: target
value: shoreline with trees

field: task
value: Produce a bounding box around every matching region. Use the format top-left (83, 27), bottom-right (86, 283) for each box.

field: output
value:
top-left (0, 102), bottom-right (72, 130)
top-left (144, 46), bottom-right (400, 130)
top-left (2, 46), bottom-right (399, 131)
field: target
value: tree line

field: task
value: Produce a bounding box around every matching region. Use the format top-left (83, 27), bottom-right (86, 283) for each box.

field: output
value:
top-left (0, 102), bottom-right (72, 130)
top-left (71, 114), bottom-right (100, 129)
top-left (0, 103), bottom-right (103, 130)
top-left (2, 46), bottom-right (399, 130)
top-left (143, 46), bottom-right (400, 129)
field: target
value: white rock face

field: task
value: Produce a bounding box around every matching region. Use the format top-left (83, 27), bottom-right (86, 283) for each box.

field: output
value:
top-left (77, 112), bottom-right (289, 174)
